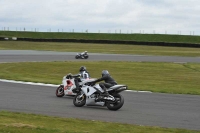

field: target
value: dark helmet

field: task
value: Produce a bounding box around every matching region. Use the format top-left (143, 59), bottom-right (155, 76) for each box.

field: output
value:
top-left (80, 66), bottom-right (86, 72)
top-left (102, 70), bottom-right (109, 77)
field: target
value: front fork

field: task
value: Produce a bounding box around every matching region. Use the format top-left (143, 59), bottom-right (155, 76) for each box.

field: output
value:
top-left (78, 93), bottom-right (84, 99)
top-left (77, 92), bottom-right (85, 101)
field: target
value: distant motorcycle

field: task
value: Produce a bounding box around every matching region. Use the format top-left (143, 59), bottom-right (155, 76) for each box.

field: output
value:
top-left (72, 79), bottom-right (127, 111)
top-left (56, 73), bottom-right (91, 97)
top-left (75, 53), bottom-right (89, 59)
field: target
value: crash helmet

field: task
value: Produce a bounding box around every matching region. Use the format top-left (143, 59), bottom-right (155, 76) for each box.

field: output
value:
top-left (79, 66), bottom-right (86, 72)
top-left (84, 51), bottom-right (87, 54)
top-left (102, 70), bottom-right (109, 77)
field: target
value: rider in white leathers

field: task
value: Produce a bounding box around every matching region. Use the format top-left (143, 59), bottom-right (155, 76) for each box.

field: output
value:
top-left (73, 66), bottom-right (90, 90)
top-left (80, 51), bottom-right (88, 59)
top-left (79, 66), bottom-right (90, 79)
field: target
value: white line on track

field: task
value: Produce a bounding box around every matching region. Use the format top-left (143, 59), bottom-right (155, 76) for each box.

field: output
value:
top-left (0, 79), bottom-right (152, 93)
top-left (0, 79), bottom-right (58, 87)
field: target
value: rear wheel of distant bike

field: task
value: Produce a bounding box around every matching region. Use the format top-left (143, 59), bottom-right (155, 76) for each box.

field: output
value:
top-left (56, 85), bottom-right (64, 97)
top-left (106, 93), bottom-right (124, 111)
top-left (73, 93), bottom-right (86, 107)
top-left (75, 55), bottom-right (79, 59)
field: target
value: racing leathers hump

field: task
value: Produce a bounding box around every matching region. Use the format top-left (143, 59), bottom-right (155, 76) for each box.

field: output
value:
top-left (95, 75), bottom-right (117, 85)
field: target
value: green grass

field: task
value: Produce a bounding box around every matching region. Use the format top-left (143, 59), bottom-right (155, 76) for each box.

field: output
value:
top-left (1, 32), bottom-right (200, 132)
top-left (1, 31), bottom-right (200, 44)
top-left (0, 41), bottom-right (200, 57)
top-left (0, 61), bottom-right (200, 95)
top-left (0, 111), bottom-right (199, 133)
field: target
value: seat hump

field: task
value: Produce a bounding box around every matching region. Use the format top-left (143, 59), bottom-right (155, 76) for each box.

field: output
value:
top-left (109, 85), bottom-right (126, 89)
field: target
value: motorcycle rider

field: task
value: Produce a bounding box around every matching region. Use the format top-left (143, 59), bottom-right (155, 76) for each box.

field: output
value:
top-left (79, 66), bottom-right (90, 79)
top-left (74, 66), bottom-right (90, 90)
top-left (80, 51), bottom-right (88, 59)
top-left (92, 70), bottom-right (117, 97)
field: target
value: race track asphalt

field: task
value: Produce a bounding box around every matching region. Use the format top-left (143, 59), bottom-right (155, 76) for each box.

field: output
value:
top-left (0, 50), bottom-right (200, 63)
top-left (0, 50), bottom-right (200, 130)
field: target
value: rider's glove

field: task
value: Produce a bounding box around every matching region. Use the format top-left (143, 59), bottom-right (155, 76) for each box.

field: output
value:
top-left (90, 81), bottom-right (96, 85)
top-left (67, 73), bottom-right (73, 78)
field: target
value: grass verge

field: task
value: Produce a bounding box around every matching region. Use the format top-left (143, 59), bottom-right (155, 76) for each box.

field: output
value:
top-left (1, 31), bottom-right (200, 44)
top-left (0, 61), bottom-right (200, 95)
top-left (0, 41), bottom-right (200, 57)
top-left (0, 111), bottom-right (199, 133)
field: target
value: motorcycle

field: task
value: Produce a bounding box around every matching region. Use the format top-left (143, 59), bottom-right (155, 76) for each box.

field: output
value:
top-left (72, 79), bottom-right (127, 111)
top-left (56, 73), bottom-right (91, 97)
top-left (75, 53), bottom-right (89, 59)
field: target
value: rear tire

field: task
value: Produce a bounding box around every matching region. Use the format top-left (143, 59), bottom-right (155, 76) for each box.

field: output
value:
top-left (56, 85), bottom-right (64, 97)
top-left (106, 93), bottom-right (124, 111)
top-left (73, 93), bottom-right (86, 107)
top-left (75, 55), bottom-right (79, 59)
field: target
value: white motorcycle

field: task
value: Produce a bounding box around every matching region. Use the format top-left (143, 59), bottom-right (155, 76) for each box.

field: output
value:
top-left (72, 79), bottom-right (127, 111)
top-left (75, 53), bottom-right (89, 59)
top-left (56, 73), bottom-right (90, 97)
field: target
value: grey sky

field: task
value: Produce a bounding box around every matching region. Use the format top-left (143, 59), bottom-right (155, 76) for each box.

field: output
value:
top-left (1, 0), bottom-right (200, 35)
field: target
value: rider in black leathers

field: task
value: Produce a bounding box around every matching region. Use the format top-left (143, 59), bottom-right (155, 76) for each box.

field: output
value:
top-left (92, 70), bottom-right (117, 96)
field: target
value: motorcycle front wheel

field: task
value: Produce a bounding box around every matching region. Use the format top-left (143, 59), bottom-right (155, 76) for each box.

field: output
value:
top-left (56, 85), bottom-right (64, 97)
top-left (73, 93), bottom-right (86, 107)
top-left (84, 55), bottom-right (89, 59)
top-left (106, 93), bottom-right (124, 111)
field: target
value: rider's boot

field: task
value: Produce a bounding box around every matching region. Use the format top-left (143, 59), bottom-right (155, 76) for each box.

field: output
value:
top-left (74, 79), bottom-right (80, 91)
top-left (102, 91), bottom-right (109, 97)
top-left (101, 86), bottom-right (110, 97)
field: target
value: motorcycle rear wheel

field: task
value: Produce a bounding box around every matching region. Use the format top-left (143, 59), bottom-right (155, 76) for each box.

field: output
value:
top-left (106, 93), bottom-right (124, 111)
top-left (73, 93), bottom-right (86, 107)
top-left (75, 55), bottom-right (79, 59)
top-left (56, 85), bottom-right (64, 97)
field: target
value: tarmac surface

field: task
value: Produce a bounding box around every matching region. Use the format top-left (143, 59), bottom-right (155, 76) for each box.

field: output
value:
top-left (0, 50), bottom-right (200, 130)
top-left (0, 50), bottom-right (200, 63)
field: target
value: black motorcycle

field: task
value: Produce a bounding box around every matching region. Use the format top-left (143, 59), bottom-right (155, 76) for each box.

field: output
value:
top-left (75, 53), bottom-right (89, 59)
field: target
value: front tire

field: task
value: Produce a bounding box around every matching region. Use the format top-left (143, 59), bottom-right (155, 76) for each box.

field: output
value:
top-left (56, 85), bottom-right (64, 97)
top-left (106, 93), bottom-right (124, 111)
top-left (73, 93), bottom-right (86, 107)
top-left (84, 55), bottom-right (89, 59)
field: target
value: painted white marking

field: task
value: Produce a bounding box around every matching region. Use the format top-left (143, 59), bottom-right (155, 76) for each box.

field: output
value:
top-left (0, 79), bottom-right (58, 87)
top-left (126, 90), bottom-right (152, 93)
top-left (0, 79), bottom-right (152, 93)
